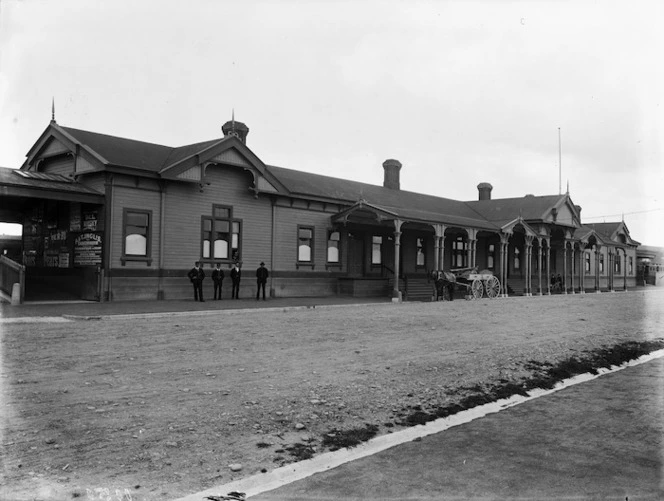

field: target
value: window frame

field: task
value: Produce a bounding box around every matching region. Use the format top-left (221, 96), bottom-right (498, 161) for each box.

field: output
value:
top-left (326, 230), bottom-right (341, 266)
top-left (297, 225), bottom-right (315, 268)
top-left (416, 237), bottom-right (426, 268)
top-left (371, 235), bottom-right (383, 265)
top-left (513, 247), bottom-right (521, 271)
top-left (201, 204), bottom-right (242, 264)
top-left (452, 236), bottom-right (467, 268)
top-left (121, 208), bottom-right (152, 265)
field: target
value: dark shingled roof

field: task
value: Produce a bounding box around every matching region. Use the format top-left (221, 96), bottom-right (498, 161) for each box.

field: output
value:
top-left (46, 125), bottom-right (583, 231)
top-left (61, 127), bottom-right (223, 172)
top-left (266, 165), bottom-right (498, 229)
top-left (589, 222), bottom-right (623, 238)
top-left (466, 195), bottom-right (564, 226)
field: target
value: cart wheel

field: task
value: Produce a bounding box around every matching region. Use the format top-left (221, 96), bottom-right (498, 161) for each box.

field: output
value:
top-left (485, 276), bottom-right (501, 298)
top-left (471, 279), bottom-right (483, 299)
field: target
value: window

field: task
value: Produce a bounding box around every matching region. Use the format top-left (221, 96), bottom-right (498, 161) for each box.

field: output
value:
top-left (416, 238), bottom-right (425, 267)
top-left (298, 226), bottom-right (314, 262)
top-left (629, 257), bottom-right (633, 275)
top-left (514, 247), bottom-right (521, 270)
top-left (487, 244), bottom-right (495, 269)
top-left (122, 209), bottom-right (151, 264)
top-left (202, 205), bottom-right (241, 262)
top-left (327, 231), bottom-right (340, 263)
top-left (585, 252), bottom-right (591, 273)
top-left (599, 253), bottom-right (604, 274)
top-left (452, 236), bottom-right (467, 268)
top-left (371, 236), bottom-right (383, 265)
top-left (615, 255), bottom-right (621, 273)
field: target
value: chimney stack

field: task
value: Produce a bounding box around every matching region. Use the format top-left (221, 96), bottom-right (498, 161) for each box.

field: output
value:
top-left (383, 159), bottom-right (402, 190)
top-left (574, 205), bottom-right (582, 218)
top-left (477, 182), bottom-right (493, 201)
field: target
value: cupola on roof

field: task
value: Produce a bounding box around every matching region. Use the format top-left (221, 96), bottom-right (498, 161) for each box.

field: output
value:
top-left (221, 113), bottom-right (249, 144)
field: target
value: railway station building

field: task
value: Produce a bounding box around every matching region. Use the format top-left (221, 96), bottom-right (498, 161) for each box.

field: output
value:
top-left (0, 117), bottom-right (640, 303)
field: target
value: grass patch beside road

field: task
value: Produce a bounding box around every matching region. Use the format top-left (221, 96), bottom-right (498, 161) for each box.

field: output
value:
top-left (393, 339), bottom-right (664, 430)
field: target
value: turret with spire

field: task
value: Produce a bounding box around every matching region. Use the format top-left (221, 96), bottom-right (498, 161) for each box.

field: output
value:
top-left (221, 110), bottom-right (249, 144)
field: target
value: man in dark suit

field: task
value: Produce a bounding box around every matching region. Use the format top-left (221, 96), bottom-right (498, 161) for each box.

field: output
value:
top-left (212, 262), bottom-right (225, 300)
top-left (187, 261), bottom-right (205, 302)
top-left (256, 261), bottom-right (269, 300)
top-left (230, 263), bottom-right (241, 299)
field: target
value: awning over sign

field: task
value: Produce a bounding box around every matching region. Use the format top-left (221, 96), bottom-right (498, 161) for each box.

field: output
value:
top-left (0, 167), bottom-right (104, 204)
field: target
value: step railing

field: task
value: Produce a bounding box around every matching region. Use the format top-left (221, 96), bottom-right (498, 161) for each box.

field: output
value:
top-left (0, 255), bottom-right (25, 304)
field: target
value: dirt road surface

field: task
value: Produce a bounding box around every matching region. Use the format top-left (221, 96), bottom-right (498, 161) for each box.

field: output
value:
top-left (1, 290), bottom-right (663, 500)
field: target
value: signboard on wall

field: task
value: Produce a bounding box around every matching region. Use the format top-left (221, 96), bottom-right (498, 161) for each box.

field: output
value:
top-left (70, 203), bottom-right (81, 232)
top-left (83, 210), bottom-right (98, 231)
top-left (74, 232), bottom-right (102, 266)
top-left (59, 252), bottom-right (70, 268)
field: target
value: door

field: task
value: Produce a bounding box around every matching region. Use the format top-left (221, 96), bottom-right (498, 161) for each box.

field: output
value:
top-left (347, 235), bottom-right (365, 277)
top-left (80, 266), bottom-right (101, 301)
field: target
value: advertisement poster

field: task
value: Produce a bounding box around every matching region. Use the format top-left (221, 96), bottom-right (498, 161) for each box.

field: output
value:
top-left (83, 210), bottom-right (98, 231)
top-left (44, 251), bottom-right (59, 268)
top-left (70, 204), bottom-right (81, 232)
top-left (74, 232), bottom-right (102, 266)
top-left (59, 252), bottom-right (70, 268)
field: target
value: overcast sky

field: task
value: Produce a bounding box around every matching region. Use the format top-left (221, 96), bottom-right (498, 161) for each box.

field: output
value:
top-left (1, 0), bottom-right (662, 245)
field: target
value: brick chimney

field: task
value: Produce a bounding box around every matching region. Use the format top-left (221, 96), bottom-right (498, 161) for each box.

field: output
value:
top-left (477, 182), bottom-right (493, 201)
top-left (383, 159), bottom-right (402, 190)
top-left (574, 205), bottom-right (582, 218)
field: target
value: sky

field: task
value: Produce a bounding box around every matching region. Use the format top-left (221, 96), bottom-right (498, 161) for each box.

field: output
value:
top-left (0, 0), bottom-right (662, 245)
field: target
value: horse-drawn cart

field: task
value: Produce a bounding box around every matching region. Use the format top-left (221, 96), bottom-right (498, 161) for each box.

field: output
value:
top-left (432, 267), bottom-right (501, 300)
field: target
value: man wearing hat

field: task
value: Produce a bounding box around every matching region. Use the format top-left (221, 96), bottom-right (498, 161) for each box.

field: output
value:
top-left (256, 261), bottom-right (269, 300)
top-left (187, 261), bottom-right (205, 302)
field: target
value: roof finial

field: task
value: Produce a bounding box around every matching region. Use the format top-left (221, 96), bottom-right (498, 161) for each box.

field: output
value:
top-left (51, 97), bottom-right (56, 123)
top-left (566, 179), bottom-right (569, 195)
top-left (232, 108), bottom-right (235, 132)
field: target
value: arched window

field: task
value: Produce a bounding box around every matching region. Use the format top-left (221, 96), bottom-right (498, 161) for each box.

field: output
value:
top-left (122, 209), bottom-right (151, 264)
top-left (298, 227), bottom-right (314, 262)
top-left (202, 205), bottom-right (241, 262)
top-left (327, 231), bottom-right (340, 263)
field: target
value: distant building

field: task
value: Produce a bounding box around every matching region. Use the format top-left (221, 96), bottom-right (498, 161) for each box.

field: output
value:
top-left (636, 245), bottom-right (664, 286)
top-left (0, 234), bottom-right (22, 261)
top-left (0, 118), bottom-right (640, 302)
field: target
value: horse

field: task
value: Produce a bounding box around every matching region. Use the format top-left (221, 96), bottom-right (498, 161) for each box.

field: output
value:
top-left (431, 270), bottom-right (457, 301)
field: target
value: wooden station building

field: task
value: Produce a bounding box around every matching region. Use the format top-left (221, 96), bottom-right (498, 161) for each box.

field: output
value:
top-left (0, 117), bottom-right (640, 303)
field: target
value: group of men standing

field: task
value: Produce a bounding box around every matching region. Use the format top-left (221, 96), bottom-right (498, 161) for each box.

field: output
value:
top-left (187, 261), bottom-right (269, 302)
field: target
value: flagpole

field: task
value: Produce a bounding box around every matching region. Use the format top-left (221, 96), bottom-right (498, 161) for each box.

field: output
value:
top-left (558, 127), bottom-right (562, 195)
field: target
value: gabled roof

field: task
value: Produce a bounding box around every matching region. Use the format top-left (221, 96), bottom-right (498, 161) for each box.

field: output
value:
top-left (161, 138), bottom-right (229, 169)
top-left (39, 125), bottom-right (286, 192)
top-left (269, 165), bottom-right (498, 229)
top-left (19, 123), bottom-right (637, 240)
top-left (60, 126), bottom-right (178, 171)
top-left (465, 194), bottom-right (568, 227)
top-left (582, 221), bottom-right (639, 247)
